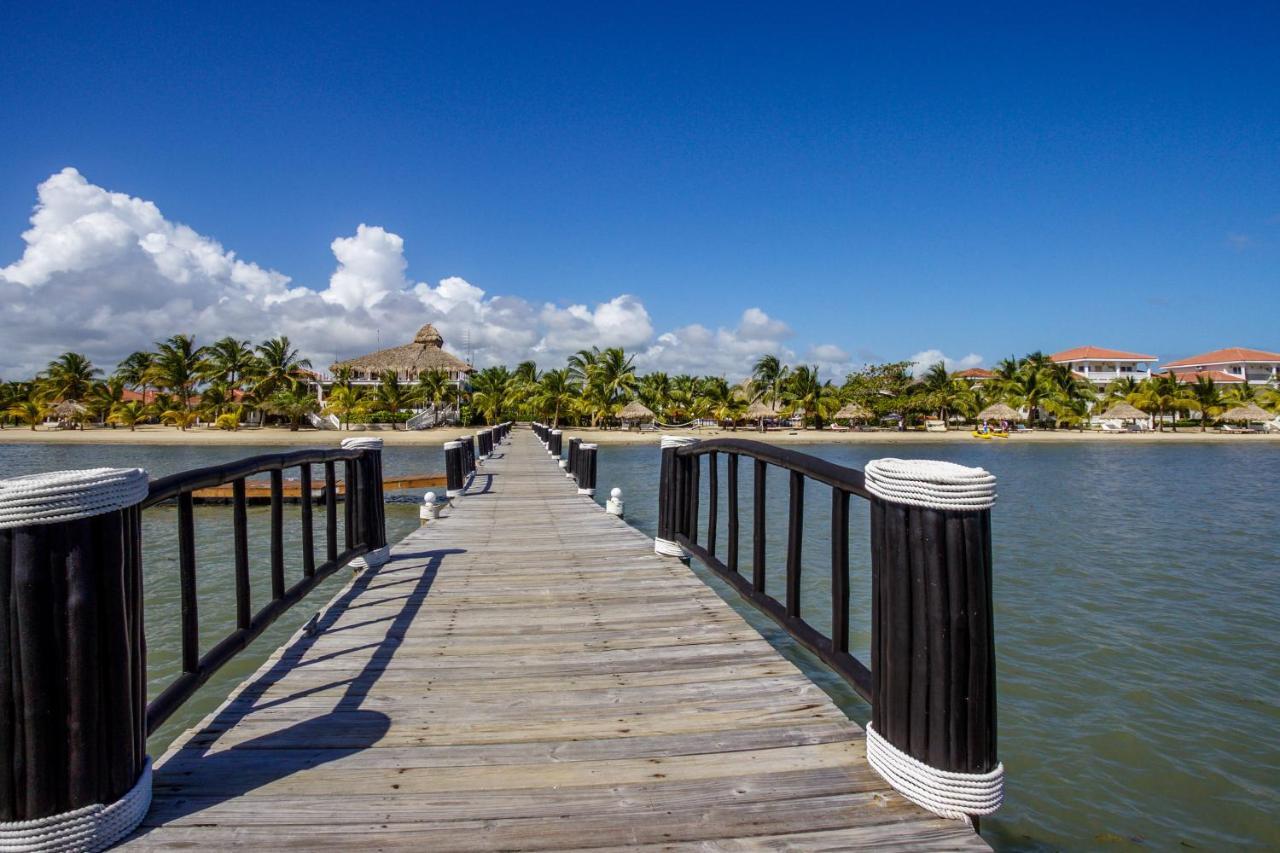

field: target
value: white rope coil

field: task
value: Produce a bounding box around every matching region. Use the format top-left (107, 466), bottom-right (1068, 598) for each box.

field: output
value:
top-left (0, 758), bottom-right (151, 852)
top-left (660, 435), bottom-right (698, 449)
top-left (350, 545), bottom-right (391, 570)
top-left (864, 458), bottom-right (996, 511)
top-left (0, 468), bottom-right (149, 530)
top-left (865, 723), bottom-right (1003, 821)
top-left (654, 537), bottom-right (686, 558)
top-left (443, 440), bottom-right (462, 450)
top-left (340, 437), bottom-right (383, 450)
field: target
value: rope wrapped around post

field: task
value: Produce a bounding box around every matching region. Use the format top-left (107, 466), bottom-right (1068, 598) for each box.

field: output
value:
top-left (864, 458), bottom-right (1003, 823)
top-left (654, 436), bottom-right (697, 557)
top-left (574, 444), bottom-right (597, 496)
top-left (0, 468), bottom-right (152, 851)
top-left (549, 430), bottom-right (562, 459)
top-left (341, 437), bottom-right (389, 568)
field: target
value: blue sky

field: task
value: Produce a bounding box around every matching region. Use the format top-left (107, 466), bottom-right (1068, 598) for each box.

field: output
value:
top-left (1, 2), bottom-right (1277, 377)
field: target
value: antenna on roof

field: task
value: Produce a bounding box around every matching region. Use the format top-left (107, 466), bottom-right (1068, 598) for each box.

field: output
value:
top-left (465, 328), bottom-right (473, 367)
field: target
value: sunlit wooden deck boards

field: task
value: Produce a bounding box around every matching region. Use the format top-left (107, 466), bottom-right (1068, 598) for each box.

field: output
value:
top-left (123, 431), bottom-right (987, 851)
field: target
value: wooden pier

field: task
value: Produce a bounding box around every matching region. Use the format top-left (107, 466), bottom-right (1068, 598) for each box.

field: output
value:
top-left (118, 431), bottom-right (988, 850)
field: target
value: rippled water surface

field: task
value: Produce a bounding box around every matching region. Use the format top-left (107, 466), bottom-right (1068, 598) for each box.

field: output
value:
top-left (593, 441), bottom-right (1280, 851)
top-left (2, 438), bottom-right (1276, 850)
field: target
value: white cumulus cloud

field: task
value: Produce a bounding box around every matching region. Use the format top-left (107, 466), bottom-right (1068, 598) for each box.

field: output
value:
top-left (0, 168), bottom-right (896, 383)
top-left (907, 349), bottom-right (984, 376)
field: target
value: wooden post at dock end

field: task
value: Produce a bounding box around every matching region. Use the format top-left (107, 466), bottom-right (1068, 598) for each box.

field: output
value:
top-left (654, 436), bottom-right (698, 558)
top-left (444, 440), bottom-right (464, 497)
top-left (0, 468), bottom-right (153, 850)
top-left (574, 444), bottom-right (598, 496)
top-left (865, 458), bottom-right (1002, 821)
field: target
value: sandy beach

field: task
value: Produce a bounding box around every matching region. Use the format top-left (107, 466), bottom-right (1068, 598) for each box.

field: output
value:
top-left (1, 424), bottom-right (1276, 447)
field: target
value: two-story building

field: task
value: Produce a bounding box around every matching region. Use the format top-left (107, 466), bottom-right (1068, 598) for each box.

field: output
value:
top-left (1049, 346), bottom-right (1157, 392)
top-left (1160, 348), bottom-right (1280, 386)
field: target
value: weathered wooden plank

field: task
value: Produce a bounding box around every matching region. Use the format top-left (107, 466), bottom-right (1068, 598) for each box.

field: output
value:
top-left (121, 429), bottom-right (986, 851)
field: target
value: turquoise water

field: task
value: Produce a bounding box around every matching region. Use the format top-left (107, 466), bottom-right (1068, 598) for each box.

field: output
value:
top-left (1, 439), bottom-right (1276, 850)
top-left (593, 441), bottom-right (1280, 851)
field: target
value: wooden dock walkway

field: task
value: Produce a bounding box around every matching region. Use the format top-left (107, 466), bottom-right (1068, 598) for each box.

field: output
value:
top-left (122, 431), bottom-right (988, 850)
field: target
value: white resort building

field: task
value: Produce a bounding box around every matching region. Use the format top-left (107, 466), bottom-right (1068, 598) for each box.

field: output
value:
top-left (1160, 347), bottom-right (1280, 386)
top-left (1049, 346), bottom-right (1157, 391)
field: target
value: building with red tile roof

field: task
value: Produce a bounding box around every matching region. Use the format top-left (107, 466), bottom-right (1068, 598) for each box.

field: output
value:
top-left (954, 368), bottom-right (995, 382)
top-left (1049, 346), bottom-right (1157, 390)
top-left (1160, 348), bottom-right (1280, 385)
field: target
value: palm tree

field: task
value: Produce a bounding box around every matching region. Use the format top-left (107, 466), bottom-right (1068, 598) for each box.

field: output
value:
top-left (1188, 375), bottom-right (1222, 431)
top-left (1222, 382), bottom-right (1258, 405)
top-left (534, 368), bottom-right (578, 427)
top-left (107, 401), bottom-right (149, 431)
top-left (324, 385), bottom-right (366, 430)
top-left (266, 381), bottom-right (321, 431)
top-left (7, 398), bottom-right (49, 431)
top-left (699, 377), bottom-right (747, 428)
top-left (751, 354), bottom-right (790, 405)
top-left (588, 348), bottom-right (638, 427)
top-left (637, 372), bottom-right (672, 419)
top-left (782, 365), bottom-right (841, 428)
top-left (115, 351), bottom-right (156, 406)
top-left (374, 370), bottom-right (412, 429)
top-left (151, 335), bottom-right (206, 410)
top-left (160, 408), bottom-right (199, 431)
top-left (1101, 376), bottom-right (1142, 409)
top-left (1001, 369), bottom-right (1048, 424)
top-left (1133, 375), bottom-right (1195, 431)
top-left (254, 336), bottom-right (312, 397)
top-left (667, 374), bottom-right (701, 422)
top-left (42, 352), bottom-right (100, 402)
top-left (203, 337), bottom-right (256, 391)
top-left (416, 369), bottom-right (453, 416)
top-left (469, 366), bottom-right (513, 426)
top-left (87, 377), bottom-right (126, 426)
top-left (198, 382), bottom-right (236, 421)
top-left (1042, 374), bottom-right (1097, 431)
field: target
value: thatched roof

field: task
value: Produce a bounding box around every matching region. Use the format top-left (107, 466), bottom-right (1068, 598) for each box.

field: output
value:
top-left (1100, 402), bottom-right (1148, 420)
top-left (977, 402), bottom-right (1023, 421)
top-left (834, 402), bottom-right (872, 420)
top-left (617, 400), bottom-right (656, 420)
top-left (52, 400), bottom-right (87, 418)
top-left (1219, 403), bottom-right (1273, 422)
top-left (331, 323), bottom-right (472, 377)
top-left (744, 399), bottom-right (781, 420)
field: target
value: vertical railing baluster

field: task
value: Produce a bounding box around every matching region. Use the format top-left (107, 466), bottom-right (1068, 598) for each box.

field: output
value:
top-left (687, 451), bottom-right (700, 546)
top-left (325, 461), bottom-right (338, 563)
top-left (232, 478), bottom-right (250, 630)
top-left (727, 452), bottom-right (739, 573)
top-left (752, 459), bottom-right (766, 593)
top-left (343, 460), bottom-right (356, 551)
top-left (831, 487), bottom-right (849, 653)
top-left (300, 464), bottom-right (315, 578)
top-left (270, 469), bottom-right (284, 599)
top-left (786, 471), bottom-right (804, 618)
top-left (707, 451), bottom-right (718, 557)
top-left (177, 491), bottom-right (198, 674)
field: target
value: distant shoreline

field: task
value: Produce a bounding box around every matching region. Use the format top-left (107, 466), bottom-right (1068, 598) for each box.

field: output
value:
top-left (1, 424), bottom-right (1277, 447)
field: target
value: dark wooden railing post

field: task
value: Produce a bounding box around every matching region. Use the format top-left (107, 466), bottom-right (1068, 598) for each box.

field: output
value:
top-left (444, 439), bottom-right (464, 498)
top-left (865, 458), bottom-right (1002, 821)
top-left (654, 436), bottom-right (697, 557)
top-left (341, 437), bottom-right (389, 569)
top-left (574, 444), bottom-right (598, 496)
top-left (477, 428), bottom-right (492, 462)
top-left (564, 437), bottom-right (580, 479)
top-left (0, 468), bottom-right (152, 848)
top-left (549, 429), bottom-right (562, 459)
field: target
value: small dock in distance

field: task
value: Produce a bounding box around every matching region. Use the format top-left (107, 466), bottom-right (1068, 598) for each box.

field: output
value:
top-left (120, 431), bottom-right (988, 850)
top-left (190, 472), bottom-right (445, 504)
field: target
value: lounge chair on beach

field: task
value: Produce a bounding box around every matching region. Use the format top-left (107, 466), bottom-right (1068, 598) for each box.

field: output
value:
top-left (1100, 421), bottom-right (1125, 432)
top-left (1220, 424), bottom-right (1256, 433)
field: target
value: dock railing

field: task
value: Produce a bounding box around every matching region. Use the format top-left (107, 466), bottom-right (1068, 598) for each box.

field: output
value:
top-left (654, 436), bottom-right (1003, 823)
top-left (0, 439), bottom-right (389, 850)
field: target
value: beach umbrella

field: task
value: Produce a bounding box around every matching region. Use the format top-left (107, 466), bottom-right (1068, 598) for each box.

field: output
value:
top-left (1099, 402), bottom-right (1148, 421)
top-left (977, 402), bottom-right (1022, 421)
top-left (1218, 403), bottom-right (1272, 422)
top-left (834, 402), bottom-right (872, 421)
top-left (617, 400), bottom-right (656, 421)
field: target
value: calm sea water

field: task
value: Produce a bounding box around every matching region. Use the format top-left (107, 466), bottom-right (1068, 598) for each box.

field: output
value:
top-left (1, 438), bottom-right (1276, 850)
top-left (594, 441), bottom-right (1280, 851)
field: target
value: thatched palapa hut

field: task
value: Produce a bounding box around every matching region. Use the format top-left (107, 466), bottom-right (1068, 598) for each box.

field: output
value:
top-left (834, 402), bottom-right (872, 422)
top-left (330, 324), bottom-right (473, 384)
top-left (976, 402), bottom-right (1022, 422)
top-left (1099, 402), bottom-right (1147, 421)
top-left (617, 400), bottom-right (656, 429)
top-left (1218, 403), bottom-right (1272, 423)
